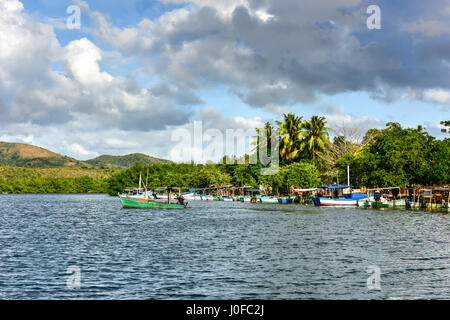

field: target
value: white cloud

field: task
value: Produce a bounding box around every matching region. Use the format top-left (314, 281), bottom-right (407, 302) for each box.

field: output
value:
top-left (1, 0), bottom-right (449, 163)
top-left (64, 38), bottom-right (113, 88)
top-left (67, 143), bottom-right (99, 158)
top-left (423, 89), bottom-right (450, 105)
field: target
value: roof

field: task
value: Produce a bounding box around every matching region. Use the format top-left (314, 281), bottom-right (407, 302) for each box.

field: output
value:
top-left (324, 185), bottom-right (353, 189)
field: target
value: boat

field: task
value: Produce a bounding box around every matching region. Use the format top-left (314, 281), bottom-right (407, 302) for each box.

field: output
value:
top-left (293, 188), bottom-right (318, 205)
top-left (239, 196), bottom-right (251, 202)
top-left (120, 173), bottom-right (187, 209)
top-left (407, 187), bottom-right (450, 210)
top-left (200, 195), bottom-right (216, 201)
top-left (278, 197), bottom-right (293, 204)
top-left (357, 187), bottom-right (408, 209)
top-left (357, 198), bottom-right (406, 208)
top-left (121, 187), bottom-right (152, 199)
top-left (120, 195), bottom-right (186, 209)
top-left (220, 196), bottom-right (234, 202)
top-left (259, 196), bottom-right (279, 203)
top-left (238, 189), bottom-right (261, 203)
top-left (314, 186), bottom-right (367, 207)
top-left (120, 174), bottom-right (152, 199)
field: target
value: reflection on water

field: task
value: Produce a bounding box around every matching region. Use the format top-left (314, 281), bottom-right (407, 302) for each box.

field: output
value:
top-left (0, 194), bottom-right (448, 299)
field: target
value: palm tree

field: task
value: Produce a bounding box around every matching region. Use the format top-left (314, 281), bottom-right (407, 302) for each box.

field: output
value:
top-left (276, 113), bottom-right (303, 162)
top-left (254, 122), bottom-right (274, 161)
top-left (300, 116), bottom-right (332, 166)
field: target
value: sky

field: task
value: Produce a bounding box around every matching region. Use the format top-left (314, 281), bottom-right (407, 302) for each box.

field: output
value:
top-left (0, 0), bottom-right (449, 162)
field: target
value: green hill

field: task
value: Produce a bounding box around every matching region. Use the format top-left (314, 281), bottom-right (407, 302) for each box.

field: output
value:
top-left (85, 153), bottom-right (171, 169)
top-left (0, 142), bottom-right (89, 168)
top-left (0, 142), bottom-right (170, 169)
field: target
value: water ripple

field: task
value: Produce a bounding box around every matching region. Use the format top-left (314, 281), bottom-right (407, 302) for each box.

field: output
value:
top-left (0, 194), bottom-right (448, 299)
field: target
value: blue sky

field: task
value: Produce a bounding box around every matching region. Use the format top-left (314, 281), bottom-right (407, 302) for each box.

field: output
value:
top-left (0, 0), bottom-right (449, 161)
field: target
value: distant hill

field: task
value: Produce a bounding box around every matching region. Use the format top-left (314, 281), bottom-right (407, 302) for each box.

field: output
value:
top-left (0, 142), bottom-right (89, 168)
top-left (85, 153), bottom-right (171, 169)
top-left (0, 142), bottom-right (170, 169)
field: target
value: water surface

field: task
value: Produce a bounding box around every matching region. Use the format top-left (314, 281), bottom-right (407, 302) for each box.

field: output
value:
top-left (0, 194), bottom-right (448, 299)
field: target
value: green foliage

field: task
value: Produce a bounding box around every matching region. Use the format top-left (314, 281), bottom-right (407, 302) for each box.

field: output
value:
top-left (0, 166), bottom-right (116, 194)
top-left (285, 162), bottom-right (321, 188)
top-left (440, 120), bottom-right (450, 134)
top-left (2, 117), bottom-right (448, 194)
top-left (276, 113), bottom-right (303, 163)
top-left (299, 115), bottom-right (332, 167)
top-left (335, 122), bottom-right (449, 187)
top-left (0, 176), bottom-right (108, 193)
top-left (106, 162), bottom-right (234, 195)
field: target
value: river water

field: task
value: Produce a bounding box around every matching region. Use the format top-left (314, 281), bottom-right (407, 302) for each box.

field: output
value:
top-left (0, 194), bottom-right (448, 299)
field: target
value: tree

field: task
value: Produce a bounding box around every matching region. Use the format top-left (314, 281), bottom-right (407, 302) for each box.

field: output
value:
top-left (233, 164), bottom-right (258, 187)
top-left (285, 162), bottom-right (321, 188)
top-left (299, 116), bottom-right (332, 166)
top-left (255, 122), bottom-right (275, 159)
top-left (441, 120), bottom-right (450, 134)
top-left (335, 122), bottom-right (446, 187)
top-left (276, 113), bottom-right (303, 163)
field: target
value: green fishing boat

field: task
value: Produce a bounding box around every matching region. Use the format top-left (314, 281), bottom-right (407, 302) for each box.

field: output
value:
top-left (120, 195), bottom-right (186, 209)
top-left (120, 176), bottom-right (186, 209)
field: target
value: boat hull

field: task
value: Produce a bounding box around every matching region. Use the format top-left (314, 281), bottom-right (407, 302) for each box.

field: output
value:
top-left (120, 196), bottom-right (185, 209)
top-left (319, 198), bottom-right (359, 207)
top-left (357, 199), bottom-right (406, 208)
top-left (278, 198), bottom-right (293, 204)
top-left (260, 197), bottom-right (279, 203)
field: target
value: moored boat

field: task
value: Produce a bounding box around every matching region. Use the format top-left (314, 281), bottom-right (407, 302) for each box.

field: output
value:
top-left (120, 195), bottom-right (186, 209)
top-left (278, 197), bottom-right (293, 204)
top-left (201, 195), bottom-right (216, 201)
top-left (221, 196), bottom-right (234, 201)
top-left (259, 196), bottom-right (279, 203)
top-left (315, 186), bottom-right (367, 207)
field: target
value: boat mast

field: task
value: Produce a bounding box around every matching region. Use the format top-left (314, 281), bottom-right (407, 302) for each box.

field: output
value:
top-left (347, 165), bottom-right (350, 186)
top-left (145, 168), bottom-right (149, 199)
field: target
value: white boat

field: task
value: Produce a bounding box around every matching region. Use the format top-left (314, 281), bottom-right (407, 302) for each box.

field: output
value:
top-left (260, 196), bottom-right (278, 203)
top-left (180, 192), bottom-right (200, 200)
top-left (319, 198), bottom-right (360, 207)
top-left (201, 195), bottom-right (216, 201)
top-left (315, 186), bottom-right (367, 207)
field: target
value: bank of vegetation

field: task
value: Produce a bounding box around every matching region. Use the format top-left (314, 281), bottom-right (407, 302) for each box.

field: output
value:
top-left (0, 167), bottom-right (118, 193)
top-left (106, 117), bottom-right (449, 196)
top-left (1, 116), bottom-right (448, 195)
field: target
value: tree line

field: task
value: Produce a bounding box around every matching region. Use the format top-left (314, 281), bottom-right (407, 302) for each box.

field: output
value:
top-left (0, 115), bottom-right (448, 194)
top-left (106, 116), bottom-right (449, 195)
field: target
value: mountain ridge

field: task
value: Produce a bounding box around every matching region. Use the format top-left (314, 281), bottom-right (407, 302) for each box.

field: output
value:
top-left (0, 142), bottom-right (170, 169)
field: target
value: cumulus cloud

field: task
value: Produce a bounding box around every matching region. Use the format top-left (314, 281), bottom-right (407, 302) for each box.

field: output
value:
top-left (1, 0), bottom-right (449, 161)
top-left (0, 0), bottom-right (191, 132)
top-left (77, 0), bottom-right (450, 110)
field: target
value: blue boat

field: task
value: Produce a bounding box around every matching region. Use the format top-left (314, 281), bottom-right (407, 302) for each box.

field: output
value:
top-left (278, 197), bottom-right (293, 204)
